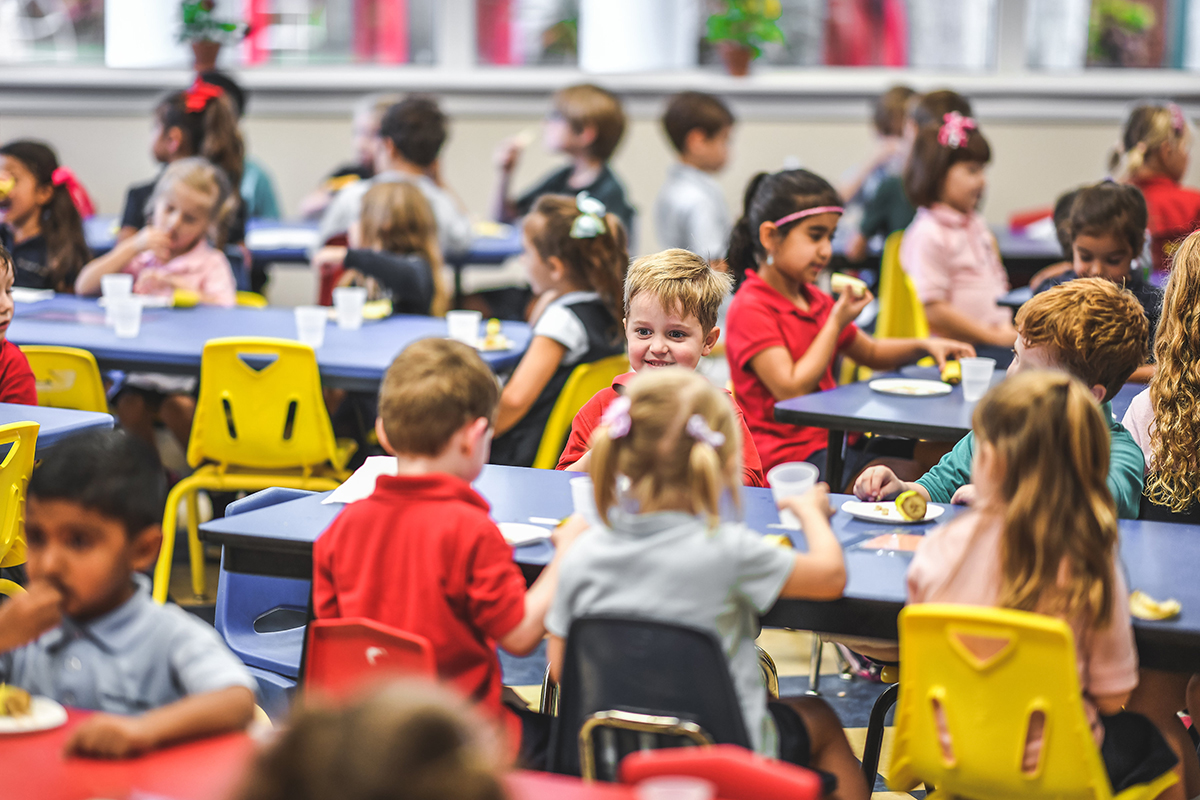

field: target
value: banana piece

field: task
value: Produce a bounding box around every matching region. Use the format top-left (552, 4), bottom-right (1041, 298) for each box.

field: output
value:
top-left (896, 490), bottom-right (928, 522)
top-left (941, 360), bottom-right (962, 385)
top-left (0, 175), bottom-right (14, 200)
top-left (172, 289), bottom-right (200, 308)
top-left (0, 684), bottom-right (31, 717)
top-left (830, 273), bottom-right (868, 298)
top-left (762, 534), bottom-right (793, 549)
top-left (1130, 590), bottom-right (1181, 621)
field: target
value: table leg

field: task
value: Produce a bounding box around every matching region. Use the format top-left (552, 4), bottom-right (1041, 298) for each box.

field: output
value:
top-left (806, 632), bottom-right (823, 696)
top-left (826, 429), bottom-right (846, 491)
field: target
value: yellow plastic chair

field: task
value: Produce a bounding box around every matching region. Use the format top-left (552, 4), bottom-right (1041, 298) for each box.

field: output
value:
top-left (21, 346), bottom-right (108, 413)
top-left (236, 291), bottom-right (269, 308)
top-left (531, 353), bottom-right (629, 470)
top-left (0, 422), bottom-right (39, 597)
top-left (888, 604), bottom-right (1177, 800)
top-left (153, 338), bottom-right (357, 603)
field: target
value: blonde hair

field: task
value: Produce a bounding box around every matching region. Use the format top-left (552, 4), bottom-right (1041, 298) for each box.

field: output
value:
top-left (234, 681), bottom-right (504, 800)
top-left (553, 84), bottom-right (626, 161)
top-left (1146, 230), bottom-right (1200, 512)
top-left (589, 370), bottom-right (740, 528)
top-left (973, 370), bottom-right (1117, 631)
top-left (378, 339), bottom-right (500, 457)
top-left (1110, 102), bottom-right (1192, 180)
top-left (360, 182), bottom-right (449, 316)
top-left (624, 249), bottom-right (732, 334)
top-left (149, 156), bottom-right (237, 249)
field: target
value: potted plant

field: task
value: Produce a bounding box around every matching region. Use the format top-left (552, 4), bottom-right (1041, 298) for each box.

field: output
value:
top-left (705, 0), bottom-right (785, 76)
top-left (180, 1), bottom-right (249, 72)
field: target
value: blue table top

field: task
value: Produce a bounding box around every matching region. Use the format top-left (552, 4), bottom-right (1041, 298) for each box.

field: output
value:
top-left (199, 464), bottom-right (1200, 669)
top-left (0, 402), bottom-right (113, 453)
top-left (8, 296), bottom-right (530, 391)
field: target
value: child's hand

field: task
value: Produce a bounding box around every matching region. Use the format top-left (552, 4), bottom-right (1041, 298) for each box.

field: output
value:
top-left (551, 514), bottom-right (589, 551)
top-left (832, 287), bottom-right (873, 328)
top-left (778, 483), bottom-right (833, 524)
top-left (494, 137), bottom-right (525, 174)
top-left (924, 337), bottom-right (976, 369)
top-left (65, 713), bottom-right (154, 759)
top-left (133, 227), bottom-right (172, 262)
top-left (950, 483), bottom-right (977, 506)
top-left (312, 246), bottom-right (349, 271)
top-left (854, 466), bottom-right (906, 502)
top-left (0, 580), bottom-right (63, 650)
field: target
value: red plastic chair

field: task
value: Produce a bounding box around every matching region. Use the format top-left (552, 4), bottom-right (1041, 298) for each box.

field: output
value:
top-left (303, 618), bottom-right (437, 699)
top-left (619, 744), bottom-right (822, 800)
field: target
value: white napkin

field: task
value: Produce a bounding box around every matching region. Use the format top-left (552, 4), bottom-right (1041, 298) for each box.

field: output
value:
top-left (322, 456), bottom-right (397, 504)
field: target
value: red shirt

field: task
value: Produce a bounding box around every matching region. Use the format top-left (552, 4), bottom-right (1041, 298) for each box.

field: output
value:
top-left (0, 341), bottom-right (37, 405)
top-left (1133, 174), bottom-right (1200, 270)
top-left (555, 372), bottom-right (767, 487)
top-left (312, 473), bottom-right (527, 741)
top-left (725, 270), bottom-right (858, 470)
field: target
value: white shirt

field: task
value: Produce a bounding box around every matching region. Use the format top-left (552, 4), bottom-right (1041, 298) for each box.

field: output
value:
top-left (655, 163), bottom-right (732, 262)
top-left (532, 291), bottom-right (602, 367)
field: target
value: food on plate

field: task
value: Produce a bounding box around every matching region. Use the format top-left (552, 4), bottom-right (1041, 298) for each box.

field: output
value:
top-left (481, 318), bottom-right (510, 351)
top-left (940, 360), bottom-right (962, 385)
top-left (1129, 590), bottom-right (1181, 621)
top-left (896, 490), bottom-right (928, 522)
top-left (0, 684), bottom-right (31, 717)
top-left (830, 273), bottom-right (868, 298)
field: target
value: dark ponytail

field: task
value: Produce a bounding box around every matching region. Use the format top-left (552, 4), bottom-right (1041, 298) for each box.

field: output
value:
top-left (156, 85), bottom-right (245, 191)
top-left (727, 169), bottom-right (842, 289)
top-left (0, 140), bottom-right (90, 293)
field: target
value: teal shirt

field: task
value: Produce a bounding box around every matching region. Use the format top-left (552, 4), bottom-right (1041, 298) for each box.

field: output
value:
top-left (915, 403), bottom-right (1145, 519)
top-left (241, 157), bottom-right (280, 220)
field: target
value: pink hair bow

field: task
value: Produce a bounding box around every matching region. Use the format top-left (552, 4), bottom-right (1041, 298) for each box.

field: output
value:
top-left (685, 415), bottom-right (725, 449)
top-left (600, 396), bottom-right (632, 439)
top-left (50, 166), bottom-right (95, 219)
top-left (1169, 102), bottom-right (1187, 135)
top-left (938, 112), bottom-right (977, 150)
top-left (185, 77), bottom-right (225, 113)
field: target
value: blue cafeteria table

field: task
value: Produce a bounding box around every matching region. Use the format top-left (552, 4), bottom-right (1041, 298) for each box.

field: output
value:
top-left (0, 403), bottom-right (113, 454)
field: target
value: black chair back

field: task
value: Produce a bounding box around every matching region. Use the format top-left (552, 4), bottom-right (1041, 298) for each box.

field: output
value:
top-left (1139, 493), bottom-right (1200, 523)
top-left (549, 615), bottom-right (752, 779)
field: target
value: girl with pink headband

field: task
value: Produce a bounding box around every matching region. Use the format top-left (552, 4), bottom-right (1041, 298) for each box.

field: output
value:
top-left (725, 168), bottom-right (973, 480)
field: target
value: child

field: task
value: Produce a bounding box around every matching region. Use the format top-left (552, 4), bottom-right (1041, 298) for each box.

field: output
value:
top-left (1111, 102), bottom-right (1200, 272)
top-left (299, 93), bottom-right (399, 220)
top-left (489, 193), bottom-right (627, 467)
top-left (655, 91), bottom-right (735, 263)
top-left (234, 681), bottom-right (505, 800)
top-left (1036, 181), bottom-right (1158, 381)
top-left (0, 429), bottom-right (255, 758)
top-left (313, 182), bottom-right (449, 317)
top-left (76, 157), bottom-right (237, 307)
top-left (494, 84), bottom-right (636, 237)
top-left (318, 96), bottom-right (471, 260)
top-left (0, 244), bottom-right (36, 405)
top-left (119, 77), bottom-right (245, 247)
top-left (856, 278), bottom-right (1149, 519)
top-left (901, 111), bottom-right (1016, 360)
top-left (907, 370), bottom-right (1178, 797)
top-left (725, 168), bottom-right (972, 477)
top-left (546, 369), bottom-right (869, 799)
top-left (196, 70), bottom-right (281, 221)
top-left (556, 248), bottom-right (765, 487)
top-left (313, 339), bottom-right (582, 764)
top-left (0, 140), bottom-right (90, 292)
top-left (840, 85), bottom-right (915, 208)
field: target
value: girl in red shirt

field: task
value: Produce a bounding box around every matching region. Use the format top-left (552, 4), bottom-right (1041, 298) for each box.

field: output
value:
top-left (1112, 102), bottom-right (1200, 272)
top-left (724, 168), bottom-right (972, 479)
top-left (0, 244), bottom-right (37, 405)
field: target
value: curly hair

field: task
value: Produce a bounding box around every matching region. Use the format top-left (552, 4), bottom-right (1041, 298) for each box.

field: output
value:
top-left (1146, 230), bottom-right (1200, 512)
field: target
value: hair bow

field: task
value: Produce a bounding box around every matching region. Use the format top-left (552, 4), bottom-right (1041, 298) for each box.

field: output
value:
top-left (185, 77), bottom-right (225, 113)
top-left (600, 396), bottom-right (631, 439)
top-left (685, 414), bottom-right (725, 449)
top-left (1168, 102), bottom-right (1187, 135)
top-left (50, 166), bottom-right (95, 219)
top-left (569, 192), bottom-right (608, 239)
top-left (938, 112), bottom-right (977, 150)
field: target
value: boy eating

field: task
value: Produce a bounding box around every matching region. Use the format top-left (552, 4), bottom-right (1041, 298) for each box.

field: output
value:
top-left (0, 430), bottom-right (255, 758)
top-left (556, 249), bottom-right (766, 486)
top-left (854, 277), bottom-right (1148, 518)
top-left (312, 338), bottom-right (582, 764)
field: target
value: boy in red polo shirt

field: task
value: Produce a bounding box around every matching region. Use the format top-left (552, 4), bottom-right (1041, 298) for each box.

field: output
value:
top-left (556, 249), bottom-right (766, 486)
top-left (312, 338), bottom-right (581, 765)
top-left (0, 245), bottom-right (36, 405)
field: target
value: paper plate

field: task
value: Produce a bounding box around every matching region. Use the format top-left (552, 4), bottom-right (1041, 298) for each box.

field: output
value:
top-left (0, 696), bottom-right (68, 734)
top-left (498, 522), bottom-right (552, 547)
top-left (841, 500), bottom-right (945, 525)
top-left (868, 378), bottom-right (951, 397)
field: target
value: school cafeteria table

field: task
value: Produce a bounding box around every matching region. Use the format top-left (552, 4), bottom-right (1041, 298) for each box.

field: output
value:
top-left (0, 707), bottom-right (256, 800)
top-left (6, 296), bottom-right (530, 392)
top-left (198, 465), bottom-right (1200, 672)
top-left (0, 403), bottom-right (113, 454)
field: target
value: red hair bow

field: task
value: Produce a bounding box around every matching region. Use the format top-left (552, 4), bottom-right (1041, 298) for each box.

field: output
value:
top-left (938, 112), bottom-right (977, 150)
top-left (185, 77), bottom-right (224, 113)
top-left (50, 166), bottom-right (95, 219)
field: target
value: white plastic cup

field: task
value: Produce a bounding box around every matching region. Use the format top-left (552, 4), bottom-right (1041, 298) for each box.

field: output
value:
top-left (636, 777), bottom-right (716, 800)
top-left (960, 357), bottom-right (997, 402)
top-left (110, 296), bottom-right (143, 339)
top-left (332, 286), bottom-right (368, 330)
top-left (446, 309), bottom-right (482, 345)
top-left (101, 273), bottom-right (134, 326)
top-left (768, 461), bottom-right (820, 530)
top-left (294, 305), bottom-right (328, 349)
top-left (570, 476), bottom-right (600, 527)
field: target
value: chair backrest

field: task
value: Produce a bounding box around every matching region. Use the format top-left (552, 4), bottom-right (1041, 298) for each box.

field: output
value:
top-left (620, 744), bottom-right (822, 800)
top-left (888, 604), bottom-right (1115, 799)
top-left (875, 231), bottom-right (930, 341)
top-left (302, 617), bottom-right (437, 699)
top-left (21, 346), bottom-right (108, 413)
top-left (551, 615), bottom-right (752, 779)
top-left (0, 422), bottom-right (39, 570)
top-left (532, 353), bottom-right (629, 469)
top-left (188, 337), bottom-right (340, 470)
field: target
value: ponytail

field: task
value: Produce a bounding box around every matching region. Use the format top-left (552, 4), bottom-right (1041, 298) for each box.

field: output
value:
top-left (1112, 103), bottom-right (1188, 182)
top-left (157, 81), bottom-right (245, 193)
top-left (727, 172), bottom-right (770, 288)
top-left (0, 140), bottom-right (90, 292)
